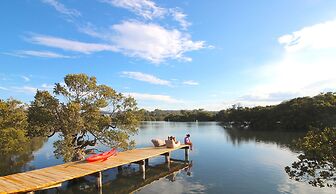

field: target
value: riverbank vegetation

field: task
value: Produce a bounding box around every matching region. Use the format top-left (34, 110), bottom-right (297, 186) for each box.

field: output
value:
top-left (142, 92), bottom-right (336, 131)
top-left (140, 109), bottom-right (216, 122)
top-left (217, 92), bottom-right (336, 131)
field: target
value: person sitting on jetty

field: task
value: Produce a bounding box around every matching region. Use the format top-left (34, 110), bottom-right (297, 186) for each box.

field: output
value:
top-left (184, 134), bottom-right (193, 150)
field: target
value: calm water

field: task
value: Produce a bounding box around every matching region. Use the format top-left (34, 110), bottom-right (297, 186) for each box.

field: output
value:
top-left (1, 122), bottom-right (335, 194)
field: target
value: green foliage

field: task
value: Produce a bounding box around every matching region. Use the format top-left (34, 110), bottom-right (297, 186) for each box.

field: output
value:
top-left (141, 109), bottom-right (216, 122)
top-left (298, 128), bottom-right (336, 163)
top-left (27, 91), bottom-right (60, 137)
top-left (217, 92), bottom-right (336, 131)
top-left (0, 137), bottom-right (45, 176)
top-left (165, 109), bottom-right (215, 122)
top-left (0, 99), bottom-right (28, 155)
top-left (28, 73), bottom-right (141, 161)
top-left (139, 109), bottom-right (177, 121)
top-left (0, 99), bottom-right (47, 176)
top-left (285, 127), bottom-right (336, 187)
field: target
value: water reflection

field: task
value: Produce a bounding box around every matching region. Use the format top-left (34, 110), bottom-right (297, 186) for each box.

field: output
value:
top-left (0, 137), bottom-right (45, 176)
top-left (52, 161), bottom-right (193, 194)
top-left (222, 126), bottom-right (305, 150)
top-left (105, 161), bottom-right (192, 194)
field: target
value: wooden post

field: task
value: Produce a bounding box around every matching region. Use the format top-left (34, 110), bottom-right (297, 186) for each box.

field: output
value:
top-left (185, 147), bottom-right (189, 162)
top-left (165, 152), bottom-right (171, 170)
top-left (164, 152), bottom-right (171, 163)
top-left (139, 160), bottom-right (146, 180)
top-left (98, 184), bottom-right (103, 194)
top-left (145, 158), bottom-right (149, 167)
top-left (117, 166), bottom-right (122, 174)
top-left (96, 171), bottom-right (102, 189)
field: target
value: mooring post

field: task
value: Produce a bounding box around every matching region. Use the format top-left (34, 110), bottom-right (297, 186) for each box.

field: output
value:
top-left (98, 183), bottom-right (103, 194)
top-left (96, 171), bottom-right (102, 189)
top-left (185, 147), bottom-right (190, 162)
top-left (139, 160), bottom-right (146, 180)
top-left (165, 152), bottom-right (171, 169)
top-left (145, 158), bottom-right (149, 167)
top-left (164, 152), bottom-right (171, 163)
top-left (117, 166), bottom-right (122, 174)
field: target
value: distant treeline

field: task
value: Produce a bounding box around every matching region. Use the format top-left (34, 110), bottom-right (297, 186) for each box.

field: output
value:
top-left (140, 109), bottom-right (217, 122)
top-left (140, 92), bottom-right (336, 131)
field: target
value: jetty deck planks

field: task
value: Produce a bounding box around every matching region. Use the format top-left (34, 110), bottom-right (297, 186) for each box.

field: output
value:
top-left (0, 145), bottom-right (189, 194)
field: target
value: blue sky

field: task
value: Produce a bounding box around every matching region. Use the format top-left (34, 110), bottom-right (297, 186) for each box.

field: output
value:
top-left (1, 0), bottom-right (336, 110)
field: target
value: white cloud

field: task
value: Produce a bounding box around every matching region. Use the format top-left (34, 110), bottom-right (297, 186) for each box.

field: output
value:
top-left (125, 92), bottom-right (182, 103)
top-left (250, 49), bottom-right (336, 100)
top-left (100, 0), bottom-right (191, 29)
top-left (42, 0), bottom-right (81, 17)
top-left (29, 34), bottom-right (118, 54)
top-left (138, 174), bottom-right (206, 194)
top-left (29, 21), bottom-right (205, 63)
top-left (2, 84), bottom-right (54, 95)
top-left (101, 0), bottom-right (166, 20)
top-left (121, 71), bottom-right (171, 86)
top-left (31, 0), bottom-right (204, 63)
top-left (7, 50), bottom-right (73, 58)
top-left (243, 18), bottom-right (336, 106)
top-left (277, 173), bottom-right (335, 194)
top-left (12, 86), bottom-right (38, 94)
top-left (170, 8), bottom-right (191, 30)
top-left (0, 86), bottom-right (9, 91)
top-left (21, 76), bottom-right (30, 82)
top-left (41, 83), bottom-right (54, 90)
top-left (108, 21), bottom-right (205, 63)
top-left (183, 80), bottom-right (199, 86)
top-left (278, 19), bottom-right (336, 52)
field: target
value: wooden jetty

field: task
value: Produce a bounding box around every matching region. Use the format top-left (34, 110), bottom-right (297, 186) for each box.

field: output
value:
top-left (0, 145), bottom-right (190, 194)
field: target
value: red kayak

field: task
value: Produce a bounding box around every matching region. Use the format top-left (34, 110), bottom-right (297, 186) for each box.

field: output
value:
top-left (86, 148), bottom-right (117, 162)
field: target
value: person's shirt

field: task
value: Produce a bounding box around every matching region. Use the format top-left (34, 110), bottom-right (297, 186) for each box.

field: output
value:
top-left (184, 137), bottom-right (190, 144)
